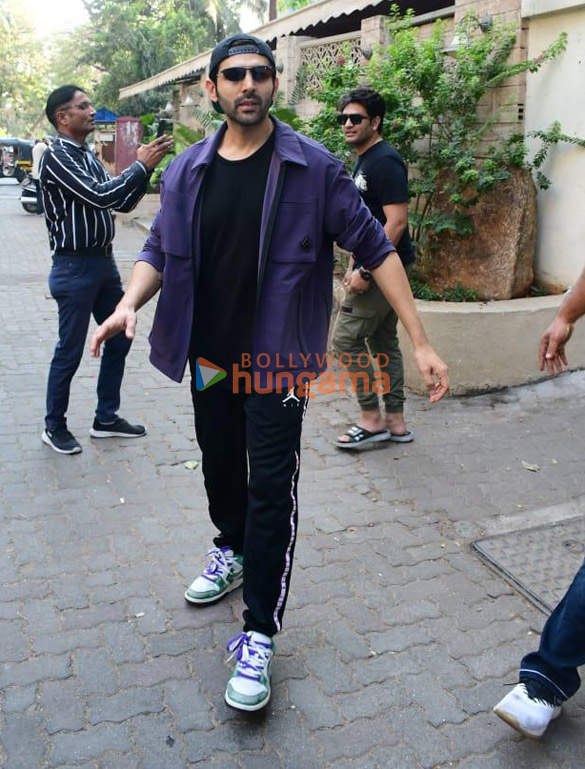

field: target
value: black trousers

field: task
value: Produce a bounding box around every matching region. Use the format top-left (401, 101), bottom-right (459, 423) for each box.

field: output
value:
top-left (190, 376), bottom-right (308, 637)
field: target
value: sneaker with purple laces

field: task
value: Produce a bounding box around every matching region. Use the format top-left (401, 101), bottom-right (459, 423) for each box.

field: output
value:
top-left (225, 631), bottom-right (274, 711)
top-left (493, 682), bottom-right (562, 738)
top-left (184, 546), bottom-right (243, 605)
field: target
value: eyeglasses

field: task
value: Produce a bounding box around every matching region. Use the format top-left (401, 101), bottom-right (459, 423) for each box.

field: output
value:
top-left (218, 66), bottom-right (275, 83)
top-left (336, 113), bottom-right (372, 126)
top-left (63, 101), bottom-right (94, 112)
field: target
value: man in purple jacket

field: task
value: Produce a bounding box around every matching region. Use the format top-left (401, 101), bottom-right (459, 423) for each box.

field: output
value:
top-left (91, 34), bottom-right (449, 712)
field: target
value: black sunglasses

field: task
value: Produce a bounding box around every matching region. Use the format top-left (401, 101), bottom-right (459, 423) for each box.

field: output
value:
top-left (218, 65), bottom-right (275, 83)
top-left (336, 113), bottom-right (372, 126)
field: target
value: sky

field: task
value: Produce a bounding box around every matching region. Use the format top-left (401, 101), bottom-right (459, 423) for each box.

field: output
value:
top-left (20, 0), bottom-right (262, 40)
top-left (241, 8), bottom-right (263, 31)
top-left (20, 0), bottom-right (88, 38)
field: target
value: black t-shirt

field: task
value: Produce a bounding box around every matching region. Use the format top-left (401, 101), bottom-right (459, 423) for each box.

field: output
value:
top-left (191, 132), bottom-right (275, 384)
top-left (353, 141), bottom-right (415, 265)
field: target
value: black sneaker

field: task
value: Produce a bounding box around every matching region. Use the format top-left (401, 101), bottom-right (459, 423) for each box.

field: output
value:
top-left (42, 428), bottom-right (82, 455)
top-left (90, 417), bottom-right (147, 439)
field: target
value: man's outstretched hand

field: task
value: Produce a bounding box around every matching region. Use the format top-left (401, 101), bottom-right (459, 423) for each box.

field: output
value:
top-left (91, 306), bottom-right (136, 358)
top-left (538, 317), bottom-right (573, 376)
top-left (137, 135), bottom-right (174, 172)
top-left (413, 344), bottom-right (449, 403)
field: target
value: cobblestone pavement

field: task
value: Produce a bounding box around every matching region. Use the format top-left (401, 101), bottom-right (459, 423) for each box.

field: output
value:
top-left (1, 178), bottom-right (584, 768)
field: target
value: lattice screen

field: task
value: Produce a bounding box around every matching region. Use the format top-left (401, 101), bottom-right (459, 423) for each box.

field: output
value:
top-left (300, 35), bottom-right (362, 91)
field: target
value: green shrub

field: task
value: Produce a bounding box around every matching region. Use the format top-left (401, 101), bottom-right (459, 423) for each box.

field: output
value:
top-left (303, 6), bottom-right (584, 299)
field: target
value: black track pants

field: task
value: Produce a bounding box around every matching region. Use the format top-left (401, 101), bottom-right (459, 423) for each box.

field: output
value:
top-left (190, 381), bottom-right (308, 637)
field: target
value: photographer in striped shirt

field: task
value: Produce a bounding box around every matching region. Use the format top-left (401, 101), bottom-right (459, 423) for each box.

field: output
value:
top-left (40, 84), bottom-right (173, 454)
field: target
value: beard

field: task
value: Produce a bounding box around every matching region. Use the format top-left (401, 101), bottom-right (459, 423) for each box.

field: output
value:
top-left (217, 87), bottom-right (274, 126)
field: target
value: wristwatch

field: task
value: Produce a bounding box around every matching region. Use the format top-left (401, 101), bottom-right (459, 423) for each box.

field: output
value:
top-left (358, 266), bottom-right (373, 282)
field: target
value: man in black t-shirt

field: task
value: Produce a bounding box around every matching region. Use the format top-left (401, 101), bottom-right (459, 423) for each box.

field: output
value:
top-left (333, 87), bottom-right (415, 449)
top-left (91, 40), bottom-right (449, 714)
top-left (192, 131), bottom-right (275, 381)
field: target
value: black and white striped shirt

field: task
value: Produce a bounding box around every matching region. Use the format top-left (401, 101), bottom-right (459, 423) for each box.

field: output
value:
top-left (39, 135), bottom-right (149, 254)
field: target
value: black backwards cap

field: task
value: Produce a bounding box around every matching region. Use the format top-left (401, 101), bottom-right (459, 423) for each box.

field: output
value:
top-left (208, 34), bottom-right (276, 80)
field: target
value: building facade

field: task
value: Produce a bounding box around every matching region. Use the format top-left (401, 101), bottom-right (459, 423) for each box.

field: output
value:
top-left (120, 0), bottom-right (585, 290)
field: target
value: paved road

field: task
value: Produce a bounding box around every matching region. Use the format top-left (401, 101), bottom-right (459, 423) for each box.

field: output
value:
top-left (1, 177), bottom-right (584, 768)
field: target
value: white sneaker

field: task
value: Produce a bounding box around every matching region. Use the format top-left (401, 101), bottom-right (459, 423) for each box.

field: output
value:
top-left (225, 631), bottom-right (274, 712)
top-left (184, 546), bottom-right (243, 604)
top-left (493, 683), bottom-right (562, 739)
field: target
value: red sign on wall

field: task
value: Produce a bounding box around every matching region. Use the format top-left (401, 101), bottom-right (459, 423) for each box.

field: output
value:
top-left (115, 117), bottom-right (143, 174)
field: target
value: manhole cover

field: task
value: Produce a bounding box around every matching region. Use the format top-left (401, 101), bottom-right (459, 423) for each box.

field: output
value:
top-left (472, 516), bottom-right (585, 613)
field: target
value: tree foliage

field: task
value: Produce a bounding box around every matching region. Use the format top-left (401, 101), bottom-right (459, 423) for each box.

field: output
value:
top-left (303, 7), bottom-right (581, 265)
top-left (75, 0), bottom-right (212, 115)
top-left (48, 30), bottom-right (100, 97)
top-left (278, 0), bottom-right (314, 13)
top-left (208, 0), bottom-right (267, 35)
top-left (0, 0), bottom-right (50, 136)
top-left (66, 0), bottom-right (267, 115)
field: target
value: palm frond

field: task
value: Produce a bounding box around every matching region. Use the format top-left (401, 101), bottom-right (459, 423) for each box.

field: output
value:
top-left (190, 105), bottom-right (225, 132)
top-left (289, 63), bottom-right (308, 106)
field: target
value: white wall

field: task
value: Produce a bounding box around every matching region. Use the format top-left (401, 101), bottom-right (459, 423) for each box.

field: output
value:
top-left (524, 1), bottom-right (585, 290)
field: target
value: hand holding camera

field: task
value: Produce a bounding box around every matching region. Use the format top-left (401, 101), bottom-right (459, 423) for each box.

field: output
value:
top-left (137, 133), bottom-right (174, 171)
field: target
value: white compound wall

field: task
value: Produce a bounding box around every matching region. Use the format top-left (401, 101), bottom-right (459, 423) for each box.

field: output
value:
top-left (523, 0), bottom-right (585, 290)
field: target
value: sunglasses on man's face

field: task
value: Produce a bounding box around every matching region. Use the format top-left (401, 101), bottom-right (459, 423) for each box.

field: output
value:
top-left (336, 113), bottom-right (372, 126)
top-left (218, 65), bottom-right (275, 83)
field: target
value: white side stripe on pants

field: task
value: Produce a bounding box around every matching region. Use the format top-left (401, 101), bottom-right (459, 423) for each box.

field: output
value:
top-left (273, 395), bottom-right (309, 632)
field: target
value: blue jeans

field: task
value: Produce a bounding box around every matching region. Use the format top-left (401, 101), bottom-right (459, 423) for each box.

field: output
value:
top-left (520, 558), bottom-right (585, 701)
top-left (45, 254), bottom-right (132, 432)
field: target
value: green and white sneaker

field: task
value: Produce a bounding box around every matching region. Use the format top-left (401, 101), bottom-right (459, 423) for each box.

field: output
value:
top-left (225, 631), bottom-right (274, 712)
top-left (184, 545), bottom-right (243, 605)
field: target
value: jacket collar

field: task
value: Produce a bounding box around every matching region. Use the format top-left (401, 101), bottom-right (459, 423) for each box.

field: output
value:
top-left (190, 118), bottom-right (308, 170)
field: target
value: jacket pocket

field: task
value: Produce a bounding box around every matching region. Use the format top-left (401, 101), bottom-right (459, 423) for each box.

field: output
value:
top-left (269, 202), bottom-right (316, 264)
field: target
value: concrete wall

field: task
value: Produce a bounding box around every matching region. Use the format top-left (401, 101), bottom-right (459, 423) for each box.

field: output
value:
top-left (523, 0), bottom-right (585, 290)
top-left (456, 0), bottom-right (527, 148)
top-left (398, 294), bottom-right (585, 395)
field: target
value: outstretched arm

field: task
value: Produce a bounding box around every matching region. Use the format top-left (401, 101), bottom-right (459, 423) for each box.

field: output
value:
top-left (370, 253), bottom-right (449, 403)
top-left (90, 261), bottom-right (162, 358)
top-left (539, 267), bottom-right (585, 375)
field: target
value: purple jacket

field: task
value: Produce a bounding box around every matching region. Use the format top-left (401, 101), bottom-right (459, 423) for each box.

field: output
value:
top-left (138, 119), bottom-right (393, 383)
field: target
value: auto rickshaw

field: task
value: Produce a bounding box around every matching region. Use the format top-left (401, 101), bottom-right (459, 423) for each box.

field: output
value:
top-left (0, 138), bottom-right (18, 178)
top-left (14, 139), bottom-right (34, 182)
top-left (0, 137), bottom-right (34, 182)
